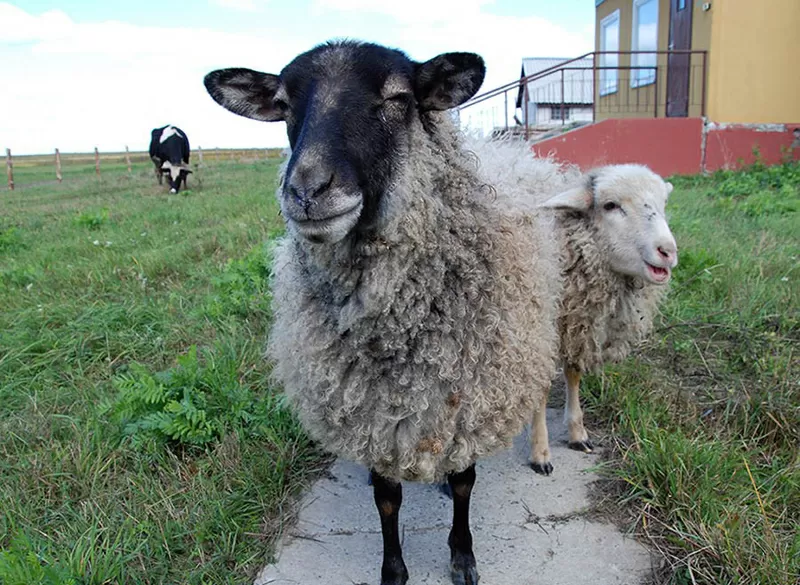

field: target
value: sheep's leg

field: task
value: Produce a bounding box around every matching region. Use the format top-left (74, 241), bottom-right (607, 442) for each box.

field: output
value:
top-left (447, 464), bottom-right (479, 585)
top-left (371, 470), bottom-right (409, 585)
top-left (564, 367), bottom-right (593, 452)
top-left (529, 381), bottom-right (553, 475)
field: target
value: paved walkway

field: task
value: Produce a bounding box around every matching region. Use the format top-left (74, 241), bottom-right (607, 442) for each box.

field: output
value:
top-left (256, 409), bottom-right (653, 585)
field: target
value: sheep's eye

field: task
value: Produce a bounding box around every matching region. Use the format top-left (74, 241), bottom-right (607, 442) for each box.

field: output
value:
top-left (273, 98), bottom-right (289, 112)
top-left (603, 201), bottom-right (618, 211)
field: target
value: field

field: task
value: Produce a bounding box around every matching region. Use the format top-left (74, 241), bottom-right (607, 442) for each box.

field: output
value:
top-left (1, 156), bottom-right (798, 585)
top-left (1, 157), bottom-right (324, 584)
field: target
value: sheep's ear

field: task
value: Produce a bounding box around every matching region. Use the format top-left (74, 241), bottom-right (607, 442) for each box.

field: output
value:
top-left (540, 184), bottom-right (594, 211)
top-left (665, 181), bottom-right (674, 197)
top-left (204, 68), bottom-right (284, 122)
top-left (414, 53), bottom-right (485, 111)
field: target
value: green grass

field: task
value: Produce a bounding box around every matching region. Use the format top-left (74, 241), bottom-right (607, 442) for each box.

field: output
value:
top-left (2, 154), bottom-right (798, 585)
top-left (0, 159), bottom-right (323, 584)
top-left (584, 161), bottom-right (799, 585)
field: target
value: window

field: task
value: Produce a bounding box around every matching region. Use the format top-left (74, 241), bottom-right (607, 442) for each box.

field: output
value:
top-left (599, 9), bottom-right (620, 95)
top-left (550, 106), bottom-right (570, 121)
top-left (631, 0), bottom-right (658, 87)
top-left (678, 0), bottom-right (686, 10)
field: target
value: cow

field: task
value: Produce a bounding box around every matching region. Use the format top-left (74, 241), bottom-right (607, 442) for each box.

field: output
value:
top-left (149, 125), bottom-right (192, 193)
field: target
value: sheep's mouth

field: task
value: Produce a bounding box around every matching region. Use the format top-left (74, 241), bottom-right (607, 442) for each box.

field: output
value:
top-left (291, 203), bottom-right (363, 242)
top-left (645, 262), bottom-right (671, 284)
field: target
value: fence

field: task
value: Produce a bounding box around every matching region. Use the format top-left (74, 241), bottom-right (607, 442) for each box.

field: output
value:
top-left (457, 50), bottom-right (708, 140)
top-left (4, 146), bottom-right (285, 190)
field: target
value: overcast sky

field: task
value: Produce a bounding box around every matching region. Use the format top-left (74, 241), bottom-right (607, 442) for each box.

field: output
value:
top-left (1, 1), bottom-right (594, 154)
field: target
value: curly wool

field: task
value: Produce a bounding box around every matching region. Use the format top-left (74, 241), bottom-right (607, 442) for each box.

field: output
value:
top-left (556, 211), bottom-right (667, 372)
top-left (464, 137), bottom-right (667, 374)
top-left (267, 116), bottom-right (561, 483)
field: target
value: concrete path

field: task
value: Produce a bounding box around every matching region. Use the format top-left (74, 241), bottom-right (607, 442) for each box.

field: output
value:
top-left (255, 409), bottom-right (653, 585)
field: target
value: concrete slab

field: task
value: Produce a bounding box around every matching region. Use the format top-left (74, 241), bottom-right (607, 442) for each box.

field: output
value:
top-left (255, 409), bottom-right (653, 585)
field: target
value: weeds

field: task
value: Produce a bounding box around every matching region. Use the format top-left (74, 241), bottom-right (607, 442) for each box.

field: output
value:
top-left (0, 160), bottom-right (323, 584)
top-left (586, 160), bottom-right (799, 585)
top-left (73, 209), bottom-right (110, 230)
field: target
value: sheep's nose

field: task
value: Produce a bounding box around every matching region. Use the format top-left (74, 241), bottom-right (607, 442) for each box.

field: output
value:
top-left (657, 244), bottom-right (678, 267)
top-left (287, 167), bottom-right (333, 209)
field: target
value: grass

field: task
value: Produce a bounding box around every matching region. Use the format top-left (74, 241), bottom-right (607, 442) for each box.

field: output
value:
top-left (583, 160), bottom-right (799, 585)
top-left (0, 159), bottom-right (323, 584)
top-left (1, 152), bottom-right (798, 585)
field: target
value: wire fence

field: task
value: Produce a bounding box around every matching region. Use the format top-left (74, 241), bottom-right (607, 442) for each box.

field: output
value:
top-left (4, 146), bottom-right (286, 190)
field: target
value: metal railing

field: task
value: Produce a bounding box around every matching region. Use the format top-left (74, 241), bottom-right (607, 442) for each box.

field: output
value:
top-left (457, 50), bottom-right (708, 140)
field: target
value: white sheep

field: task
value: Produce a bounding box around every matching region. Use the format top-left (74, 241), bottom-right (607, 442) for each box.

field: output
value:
top-left (204, 41), bottom-right (561, 585)
top-left (467, 136), bottom-right (677, 474)
top-left (531, 164), bottom-right (678, 474)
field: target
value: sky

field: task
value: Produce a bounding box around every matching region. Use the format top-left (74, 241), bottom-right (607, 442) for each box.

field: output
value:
top-left (1, 1), bottom-right (594, 155)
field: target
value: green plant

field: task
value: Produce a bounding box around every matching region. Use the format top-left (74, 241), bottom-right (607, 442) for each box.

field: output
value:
top-left (705, 160), bottom-right (800, 217)
top-left (107, 344), bottom-right (285, 449)
top-left (0, 536), bottom-right (76, 585)
top-left (0, 226), bottom-right (25, 253)
top-left (205, 244), bottom-right (272, 318)
top-left (73, 209), bottom-right (110, 229)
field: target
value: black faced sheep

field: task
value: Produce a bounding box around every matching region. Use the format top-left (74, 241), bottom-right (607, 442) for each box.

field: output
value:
top-left (204, 41), bottom-right (561, 585)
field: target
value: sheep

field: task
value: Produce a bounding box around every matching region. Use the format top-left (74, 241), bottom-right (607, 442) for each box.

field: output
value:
top-left (529, 163), bottom-right (679, 475)
top-left (203, 40), bottom-right (561, 585)
top-left (464, 136), bottom-right (677, 474)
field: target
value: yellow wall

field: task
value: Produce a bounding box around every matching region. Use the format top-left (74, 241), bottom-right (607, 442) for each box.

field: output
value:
top-left (594, 0), bottom-right (800, 123)
top-left (595, 0), bottom-right (675, 120)
top-left (706, 0), bottom-right (800, 123)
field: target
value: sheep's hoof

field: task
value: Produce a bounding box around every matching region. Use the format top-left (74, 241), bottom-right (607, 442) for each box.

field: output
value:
top-left (380, 561), bottom-right (409, 585)
top-left (530, 461), bottom-right (553, 475)
top-left (438, 482), bottom-right (453, 499)
top-left (568, 440), bottom-right (594, 453)
top-left (450, 551), bottom-right (479, 585)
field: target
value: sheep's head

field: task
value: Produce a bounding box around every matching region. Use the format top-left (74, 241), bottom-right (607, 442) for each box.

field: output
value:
top-left (203, 41), bottom-right (485, 244)
top-left (542, 165), bottom-right (678, 285)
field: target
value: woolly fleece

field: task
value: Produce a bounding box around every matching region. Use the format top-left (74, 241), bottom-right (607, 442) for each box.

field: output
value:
top-left (468, 139), bottom-right (669, 373)
top-left (267, 117), bottom-right (562, 483)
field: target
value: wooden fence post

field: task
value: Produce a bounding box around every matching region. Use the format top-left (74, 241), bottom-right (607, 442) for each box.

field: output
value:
top-left (6, 148), bottom-right (13, 190)
top-left (94, 147), bottom-right (100, 176)
top-left (197, 146), bottom-right (203, 165)
top-left (55, 148), bottom-right (63, 183)
top-left (125, 145), bottom-right (132, 173)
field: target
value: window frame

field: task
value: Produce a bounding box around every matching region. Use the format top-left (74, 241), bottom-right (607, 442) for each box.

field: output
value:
top-left (550, 106), bottom-right (571, 121)
top-left (631, 0), bottom-right (658, 88)
top-left (599, 9), bottom-right (620, 96)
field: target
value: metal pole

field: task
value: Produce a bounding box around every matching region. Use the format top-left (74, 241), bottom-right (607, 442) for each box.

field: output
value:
top-left (125, 145), bottom-right (132, 173)
top-left (701, 51), bottom-right (707, 117)
top-left (55, 148), bottom-right (62, 183)
top-left (592, 51), bottom-right (600, 122)
top-left (198, 146), bottom-right (204, 165)
top-left (560, 69), bottom-right (565, 125)
top-left (6, 148), bottom-right (13, 191)
top-left (94, 147), bottom-right (100, 176)
top-left (523, 80), bottom-right (530, 140)
top-left (504, 90), bottom-right (509, 131)
top-left (653, 67), bottom-right (659, 118)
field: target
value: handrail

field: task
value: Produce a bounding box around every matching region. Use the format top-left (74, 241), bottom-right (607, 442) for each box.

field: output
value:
top-left (460, 50), bottom-right (707, 108)
top-left (458, 49), bottom-right (708, 137)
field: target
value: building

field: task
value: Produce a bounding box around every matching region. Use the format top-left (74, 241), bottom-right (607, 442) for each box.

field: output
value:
top-left (594, 0), bottom-right (800, 123)
top-left (516, 57), bottom-right (594, 127)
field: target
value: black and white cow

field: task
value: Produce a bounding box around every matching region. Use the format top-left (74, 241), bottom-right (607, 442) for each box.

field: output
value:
top-left (149, 125), bottom-right (192, 193)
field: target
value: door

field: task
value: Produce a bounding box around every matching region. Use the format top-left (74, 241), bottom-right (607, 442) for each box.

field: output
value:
top-left (666, 0), bottom-right (693, 117)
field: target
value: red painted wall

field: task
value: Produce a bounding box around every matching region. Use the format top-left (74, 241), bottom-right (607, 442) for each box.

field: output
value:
top-left (704, 124), bottom-right (800, 171)
top-left (531, 118), bottom-right (799, 176)
top-left (531, 118), bottom-right (703, 177)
